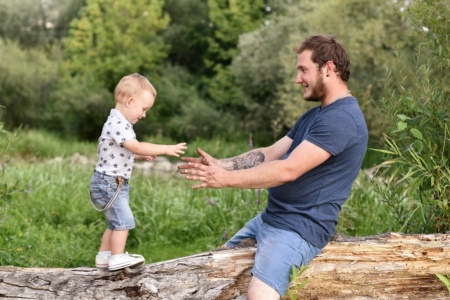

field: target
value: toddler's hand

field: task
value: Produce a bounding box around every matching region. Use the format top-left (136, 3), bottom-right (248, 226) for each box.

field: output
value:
top-left (142, 155), bottom-right (157, 162)
top-left (166, 143), bottom-right (187, 157)
top-left (135, 155), bottom-right (157, 162)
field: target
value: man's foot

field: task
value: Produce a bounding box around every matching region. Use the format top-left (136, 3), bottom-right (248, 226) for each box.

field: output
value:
top-left (108, 252), bottom-right (145, 271)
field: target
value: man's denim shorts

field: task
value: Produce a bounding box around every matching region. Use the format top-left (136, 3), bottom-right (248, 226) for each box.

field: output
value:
top-left (89, 171), bottom-right (135, 230)
top-left (225, 213), bottom-right (322, 297)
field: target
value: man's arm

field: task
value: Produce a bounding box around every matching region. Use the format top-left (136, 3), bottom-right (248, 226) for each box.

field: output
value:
top-left (180, 139), bottom-right (331, 189)
top-left (217, 136), bottom-right (293, 170)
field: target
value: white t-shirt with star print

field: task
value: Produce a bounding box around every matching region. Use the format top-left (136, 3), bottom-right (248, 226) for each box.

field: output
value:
top-left (94, 109), bottom-right (136, 179)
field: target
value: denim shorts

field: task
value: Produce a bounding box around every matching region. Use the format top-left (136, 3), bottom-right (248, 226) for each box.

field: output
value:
top-left (225, 213), bottom-right (322, 297)
top-left (89, 171), bottom-right (135, 230)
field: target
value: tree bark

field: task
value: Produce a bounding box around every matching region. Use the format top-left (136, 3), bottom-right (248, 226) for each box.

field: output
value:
top-left (0, 233), bottom-right (449, 299)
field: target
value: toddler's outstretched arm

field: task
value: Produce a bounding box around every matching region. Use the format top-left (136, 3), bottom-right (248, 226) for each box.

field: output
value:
top-left (123, 140), bottom-right (187, 157)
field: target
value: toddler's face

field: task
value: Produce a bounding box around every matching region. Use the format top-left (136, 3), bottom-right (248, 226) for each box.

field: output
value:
top-left (125, 90), bottom-right (155, 124)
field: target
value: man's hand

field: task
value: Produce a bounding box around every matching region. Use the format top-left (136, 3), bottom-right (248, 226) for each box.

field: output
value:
top-left (179, 148), bottom-right (228, 189)
top-left (179, 148), bottom-right (217, 166)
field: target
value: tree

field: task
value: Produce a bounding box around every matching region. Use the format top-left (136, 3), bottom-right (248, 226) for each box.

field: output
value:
top-left (0, 0), bottom-right (89, 134)
top-left (64, 0), bottom-right (170, 90)
top-left (232, 0), bottom-right (319, 142)
top-left (205, 0), bottom-right (266, 71)
top-left (0, 39), bottom-right (59, 130)
top-left (162, 0), bottom-right (210, 75)
top-left (0, 0), bottom-right (86, 49)
top-left (203, 0), bottom-right (267, 111)
top-left (232, 0), bottom-right (417, 144)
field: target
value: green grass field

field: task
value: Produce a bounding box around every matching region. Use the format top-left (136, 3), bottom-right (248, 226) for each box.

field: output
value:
top-left (0, 129), bottom-right (396, 268)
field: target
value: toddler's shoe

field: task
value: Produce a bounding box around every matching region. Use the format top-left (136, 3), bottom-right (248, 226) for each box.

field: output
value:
top-left (108, 252), bottom-right (145, 271)
top-left (95, 254), bottom-right (110, 269)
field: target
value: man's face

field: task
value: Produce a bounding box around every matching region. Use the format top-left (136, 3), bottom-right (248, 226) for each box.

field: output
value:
top-left (295, 50), bottom-right (326, 102)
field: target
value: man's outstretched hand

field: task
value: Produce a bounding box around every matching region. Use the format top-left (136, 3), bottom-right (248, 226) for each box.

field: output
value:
top-left (179, 148), bottom-right (228, 189)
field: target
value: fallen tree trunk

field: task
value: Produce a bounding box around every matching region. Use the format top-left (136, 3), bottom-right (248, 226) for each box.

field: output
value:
top-left (0, 233), bottom-right (449, 299)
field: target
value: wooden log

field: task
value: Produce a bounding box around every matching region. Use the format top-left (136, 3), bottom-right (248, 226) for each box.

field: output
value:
top-left (0, 233), bottom-right (449, 299)
top-left (299, 232), bottom-right (450, 299)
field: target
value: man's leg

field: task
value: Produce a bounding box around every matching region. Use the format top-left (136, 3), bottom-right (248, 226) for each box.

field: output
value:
top-left (225, 214), bottom-right (263, 247)
top-left (248, 277), bottom-right (281, 300)
top-left (250, 222), bottom-right (322, 298)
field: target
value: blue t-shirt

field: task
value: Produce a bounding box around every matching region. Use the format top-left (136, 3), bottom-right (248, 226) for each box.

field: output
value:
top-left (261, 97), bottom-right (368, 248)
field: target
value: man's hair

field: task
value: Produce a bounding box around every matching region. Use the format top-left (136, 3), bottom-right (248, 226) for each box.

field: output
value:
top-left (296, 35), bottom-right (350, 82)
top-left (114, 73), bottom-right (157, 103)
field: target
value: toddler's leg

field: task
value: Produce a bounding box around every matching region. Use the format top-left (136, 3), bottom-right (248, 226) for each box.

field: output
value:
top-left (99, 228), bottom-right (113, 252)
top-left (110, 229), bottom-right (128, 255)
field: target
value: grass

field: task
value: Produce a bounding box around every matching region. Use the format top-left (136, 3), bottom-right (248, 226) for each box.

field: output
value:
top-left (0, 129), bottom-right (426, 268)
top-left (0, 129), bottom-right (266, 267)
top-left (0, 158), bottom-right (266, 267)
top-left (337, 170), bottom-right (395, 236)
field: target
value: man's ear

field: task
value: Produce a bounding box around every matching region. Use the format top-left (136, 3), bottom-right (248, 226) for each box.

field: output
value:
top-left (325, 60), bottom-right (336, 77)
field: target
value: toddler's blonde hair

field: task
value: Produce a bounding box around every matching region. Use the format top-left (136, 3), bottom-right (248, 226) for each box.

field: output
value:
top-left (114, 73), bottom-right (157, 104)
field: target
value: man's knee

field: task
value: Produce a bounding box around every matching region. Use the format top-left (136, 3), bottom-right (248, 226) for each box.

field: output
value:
top-left (247, 277), bottom-right (281, 300)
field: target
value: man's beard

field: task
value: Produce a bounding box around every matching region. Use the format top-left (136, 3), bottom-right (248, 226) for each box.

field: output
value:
top-left (304, 74), bottom-right (326, 102)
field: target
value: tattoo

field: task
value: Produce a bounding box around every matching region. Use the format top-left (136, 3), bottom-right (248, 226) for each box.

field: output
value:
top-left (222, 151), bottom-right (265, 170)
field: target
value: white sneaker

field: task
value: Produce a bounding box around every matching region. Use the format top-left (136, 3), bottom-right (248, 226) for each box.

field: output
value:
top-left (95, 254), bottom-right (110, 269)
top-left (108, 252), bottom-right (145, 271)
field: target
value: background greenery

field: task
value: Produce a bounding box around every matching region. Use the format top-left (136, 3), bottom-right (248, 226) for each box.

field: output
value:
top-left (0, 0), bottom-right (449, 278)
top-left (0, 0), bottom-right (422, 145)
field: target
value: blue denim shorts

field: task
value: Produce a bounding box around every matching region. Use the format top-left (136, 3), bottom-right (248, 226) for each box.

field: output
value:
top-left (89, 171), bottom-right (135, 230)
top-left (225, 213), bottom-right (322, 297)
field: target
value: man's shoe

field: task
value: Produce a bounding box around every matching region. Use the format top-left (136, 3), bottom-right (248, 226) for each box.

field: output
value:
top-left (95, 254), bottom-right (110, 269)
top-left (108, 252), bottom-right (145, 271)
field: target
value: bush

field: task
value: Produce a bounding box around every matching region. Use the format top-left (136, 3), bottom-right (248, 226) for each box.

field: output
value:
top-left (372, 0), bottom-right (450, 233)
top-left (45, 74), bottom-right (112, 141)
top-left (0, 39), bottom-right (59, 130)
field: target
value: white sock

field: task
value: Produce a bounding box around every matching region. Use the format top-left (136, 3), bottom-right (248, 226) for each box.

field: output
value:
top-left (98, 250), bottom-right (111, 257)
top-left (110, 253), bottom-right (124, 258)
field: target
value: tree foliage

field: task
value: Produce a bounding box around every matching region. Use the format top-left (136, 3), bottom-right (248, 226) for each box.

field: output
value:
top-left (0, 39), bottom-right (59, 130)
top-left (45, 73), bottom-right (112, 141)
top-left (205, 0), bottom-right (266, 70)
top-left (232, 0), bottom-right (417, 144)
top-left (64, 0), bottom-right (170, 90)
top-left (0, 0), bottom-right (446, 151)
top-left (0, 0), bottom-right (85, 49)
top-left (162, 0), bottom-right (210, 75)
top-left (203, 0), bottom-right (267, 112)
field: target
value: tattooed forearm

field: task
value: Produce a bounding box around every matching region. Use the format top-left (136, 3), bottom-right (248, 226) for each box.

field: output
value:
top-left (221, 151), bottom-right (265, 170)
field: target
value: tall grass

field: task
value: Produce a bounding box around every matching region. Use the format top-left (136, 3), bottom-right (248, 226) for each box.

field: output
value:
top-left (0, 130), bottom-right (266, 267)
top-left (0, 158), bottom-right (266, 267)
top-left (0, 129), bottom-right (417, 268)
top-left (337, 168), bottom-right (395, 236)
top-left (12, 129), bottom-right (95, 159)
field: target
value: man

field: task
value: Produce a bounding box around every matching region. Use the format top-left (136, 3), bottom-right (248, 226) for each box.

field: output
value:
top-left (179, 35), bottom-right (368, 299)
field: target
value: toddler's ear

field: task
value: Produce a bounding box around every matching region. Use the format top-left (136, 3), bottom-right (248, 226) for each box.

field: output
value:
top-left (125, 97), bottom-right (133, 106)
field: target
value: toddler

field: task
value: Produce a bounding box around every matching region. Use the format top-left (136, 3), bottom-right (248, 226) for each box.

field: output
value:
top-left (90, 73), bottom-right (187, 271)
